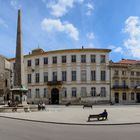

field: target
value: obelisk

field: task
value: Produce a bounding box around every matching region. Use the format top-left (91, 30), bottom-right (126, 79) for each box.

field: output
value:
top-left (14, 9), bottom-right (24, 87)
top-left (12, 9), bottom-right (27, 105)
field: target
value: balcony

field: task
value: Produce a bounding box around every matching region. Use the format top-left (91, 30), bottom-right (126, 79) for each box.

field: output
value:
top-left (47, 80), bottom-right (63, 86)
top-left (112, 74), bottom-right (119, 79)
top-left (121, 75), bottom-right (128, 79)
top-left (112, 85), bottom-right (129, 90)
top-left (130, 76), bottom-right (140, 80)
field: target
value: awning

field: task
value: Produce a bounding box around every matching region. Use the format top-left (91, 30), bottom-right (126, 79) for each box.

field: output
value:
top-left (10, 86), bottom-right (28, 92)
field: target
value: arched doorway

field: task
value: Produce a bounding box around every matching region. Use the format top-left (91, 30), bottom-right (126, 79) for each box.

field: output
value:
top-left (51, 88), bottom-right (59, 104)
top-left (136, 93), bottom-right (140, 103)
top-left (7, 93), bottom-right (10, 101)
top-left (114, 92), bottom-right (119, 103)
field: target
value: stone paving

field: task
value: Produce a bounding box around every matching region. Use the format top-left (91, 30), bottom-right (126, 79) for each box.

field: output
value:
top-left (0, 105), bottom-right (140, 124)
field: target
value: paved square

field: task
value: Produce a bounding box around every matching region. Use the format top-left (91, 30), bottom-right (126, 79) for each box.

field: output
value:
top-left (1, 105), bottom-right (140, 124)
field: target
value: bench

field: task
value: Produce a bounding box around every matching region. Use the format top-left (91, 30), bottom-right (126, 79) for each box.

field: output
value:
top-left (83, 104), bottom-right (92, 109)
top-left (65, 102), bottom-right (71, 106)
top-left (12, 107), bottom-right (30, 112)
top-left (24, 107), bottom-right (30, 112)
top-left (12, 107), bottom-right (17, 112)
top-left (0, 107), bottom-right (31, 113)
top-left (88, 114), bottom-right (107, 121)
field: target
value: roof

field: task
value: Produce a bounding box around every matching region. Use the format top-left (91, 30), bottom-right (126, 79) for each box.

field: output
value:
top-left (109, 59), bottom-right (140, 68)
top-left (118, 59), bottom-right (140, 64)
top-left (8, 48), bottom-right (111, 61)
top-left (0, 54), bottom-right (8, 60)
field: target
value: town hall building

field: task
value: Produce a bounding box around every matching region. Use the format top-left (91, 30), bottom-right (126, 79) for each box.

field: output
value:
top-left (9, 48), bottom-right (111, 104)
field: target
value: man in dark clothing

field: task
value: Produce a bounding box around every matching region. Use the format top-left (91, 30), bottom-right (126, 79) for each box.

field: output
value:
top-left (99, 109), bottom-right (108, 119)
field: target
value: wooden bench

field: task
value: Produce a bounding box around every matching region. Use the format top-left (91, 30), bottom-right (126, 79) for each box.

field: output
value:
top-left (83, 104), bottom-right (92, 109)
top-left (88, 114), bottom-right (107, 121)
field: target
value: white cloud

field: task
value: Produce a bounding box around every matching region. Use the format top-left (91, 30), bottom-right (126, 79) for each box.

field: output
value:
top-left (0, 18), bottom-right (8, 28)
top-left (41, 18), bottom-right (79, 40)
top-left (86, 2), bottom-right (94, 16)
top-left (87, 3), bottom-right (94, 10)
top-left (46, 0), bottom-right (84, 17)
top-left (86, 32), bottom-right (95, 40)
top-left (123, 16), bottom-right (140, 58)
top-left (10, 0), bottom-right (21, 10)
top-left (114, 47), bottom-right (123, 53)
top-left (108, 45), bottom-right (123, 54)
top-left (108, 45), bottom-right (116, 50)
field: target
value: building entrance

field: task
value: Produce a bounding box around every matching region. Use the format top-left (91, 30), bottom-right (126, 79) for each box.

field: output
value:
top-left (115, 92), bottom-right (119, 103)
top-left (51, 88), bottom-right (59, 104)
top-left (136, 93), bottom-right (140, 103)
top-left (6, 93), bottom-right (10, 100)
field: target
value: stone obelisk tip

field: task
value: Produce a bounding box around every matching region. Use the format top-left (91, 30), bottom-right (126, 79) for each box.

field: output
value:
top-left (14, 9), bottom-right (24, 87)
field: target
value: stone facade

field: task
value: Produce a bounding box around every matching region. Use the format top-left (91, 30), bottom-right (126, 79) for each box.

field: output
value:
top-left (9, 48), bottom-right (111, 104)
top-left (7, 49), bottom-right (140, 105)
top-left (0, 55), bottom-right (11, 104)
top-left (110, 59), bottom-right (140, 104)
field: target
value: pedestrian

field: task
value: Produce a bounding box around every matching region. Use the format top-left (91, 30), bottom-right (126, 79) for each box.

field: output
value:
top-left (8, 100), bottom-right (11, 107)
top-left (38, 102), bottom-right (41, 111)
top-left (42, 103), bottom-right (45, 110)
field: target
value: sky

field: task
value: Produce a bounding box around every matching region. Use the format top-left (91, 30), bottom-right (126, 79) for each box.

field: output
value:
top-left (1, 0), bottom-right (140, 62)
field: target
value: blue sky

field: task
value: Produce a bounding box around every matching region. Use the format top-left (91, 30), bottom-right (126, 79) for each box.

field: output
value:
top-left (0, 0), bottom-right (140, 61)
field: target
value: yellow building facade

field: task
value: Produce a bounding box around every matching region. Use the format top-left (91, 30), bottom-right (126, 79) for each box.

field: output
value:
top-left (110, 59), bottom-right (140, 104)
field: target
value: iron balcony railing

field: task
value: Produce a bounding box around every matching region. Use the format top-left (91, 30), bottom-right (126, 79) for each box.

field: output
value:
top-left (47, 80), bottom-right (63, 86)
top-left (112, 85), bottom-right (129, 89)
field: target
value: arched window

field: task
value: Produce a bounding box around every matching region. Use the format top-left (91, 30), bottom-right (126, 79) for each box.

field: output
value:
top-left (81, 70), bottom-right (86, 81)
top-left (122, 92), bottom-right (126, 100)
top-left (131, 92), bottom-right (134, 100)
top-left (44, 88), bottom-right (48, 98)
top-left (81, 87), bottom-right (87, 97)
top-left (100, 87), bottom-right (106, 97)
top-left (62, 88), bottom-right (67, 98)
top-left (27, 89), bottom-right (32, 98)
top-left (72, 87), bottom-right (77, 97)
top-left (35, 88), bottom-right (40, 98)
top-left (91, 87), bottom-right (96, 96)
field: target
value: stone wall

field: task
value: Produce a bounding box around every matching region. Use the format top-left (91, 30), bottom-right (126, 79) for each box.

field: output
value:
top-left (0, 55), bottom-right (11, 104)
